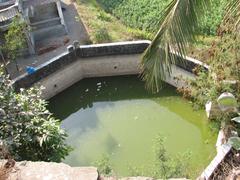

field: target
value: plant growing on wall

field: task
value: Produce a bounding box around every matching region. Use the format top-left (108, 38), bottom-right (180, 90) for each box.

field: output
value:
top-left (0, 67), bottom-right (71, 162)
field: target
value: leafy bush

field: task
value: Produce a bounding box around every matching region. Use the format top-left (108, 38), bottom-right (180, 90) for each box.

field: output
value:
top-left (0, 68), bottom-right (71, 162)
top-left (2, 16), bottom-right (27, 59)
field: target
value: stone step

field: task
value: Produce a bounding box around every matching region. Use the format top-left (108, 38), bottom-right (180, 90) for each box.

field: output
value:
top-left (32, 24), bottom-right (66, 42)
top-left (30, 17), bottom-right (61, 29)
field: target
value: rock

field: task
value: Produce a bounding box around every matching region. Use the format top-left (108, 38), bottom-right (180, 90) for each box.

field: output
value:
top-left (7, 161), bottom-right (99, 180)
top-left (120, 177), bottom-right (154, 180)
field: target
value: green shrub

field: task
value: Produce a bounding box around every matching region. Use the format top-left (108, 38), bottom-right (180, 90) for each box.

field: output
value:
top-left (95, 154), bottom-right (113, 176)
top-left (128, 135), bottom-right (191, 178)
top-left (0, 68), bottom-right (71, 162)
top-left (97, 11), bottom-right (113, 22)
top-left (151, 135), bottom-right (191, 179)
top-left (3, 16), bottom-right (27, 60)
top-left (92, 24), bottom-right (112, 43)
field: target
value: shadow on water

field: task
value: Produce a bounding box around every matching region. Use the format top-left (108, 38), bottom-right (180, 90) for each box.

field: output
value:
top-left (48, 75), bottom-right (178, 119)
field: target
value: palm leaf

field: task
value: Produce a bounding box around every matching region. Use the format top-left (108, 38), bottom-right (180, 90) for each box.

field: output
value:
top-left (223, 0), bottom-right (240, 28)
top-left (141, 0), bottom-right (209, 92)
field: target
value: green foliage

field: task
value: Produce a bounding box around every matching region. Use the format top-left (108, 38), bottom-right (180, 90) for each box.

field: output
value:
top-left (0, 68), bottom-right (71, 162)
top-left (98, 0), bottom-right (227, 36)
top-left (97, 11), bottom-right (113, 22)
top-left (2, 16), bottom-right (27, 60)
top-left (99, 0), bottom-right (171, 33)
top-left (95, 154), bottom-right (113, 176)
top-left (151, 135), bottom-right (191, 179)
top-left (228, 137), bottom-right (240, 151)
top-left (180, 16), bottom-right (240, 108)
top-left (126, 28), bottom-right (153, 40)
top-left (142, 0), bottom-right (210, 92)
top-left (97, 0), bottom-right (123, 12)
top-left (128, 135), bottom-right (191, 178)
top-left (199, 0), bottom-right (227, 35)
top-left (92, 24), bottom-right (112, 43)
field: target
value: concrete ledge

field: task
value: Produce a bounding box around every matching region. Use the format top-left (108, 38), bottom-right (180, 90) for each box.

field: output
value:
top-left (200, 136), bottom-right (232, 180)
top-left (77, 40), bottom-right (150, 57)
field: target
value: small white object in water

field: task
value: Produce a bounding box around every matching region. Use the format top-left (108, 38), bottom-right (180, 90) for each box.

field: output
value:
top-left (115, 88), bottom-right (117, 91)
top-left (85, 89), bottom-right (89, 92)
top-left (97, 89), bottom-right (100, 91)
top-left (97, 82), bottom-right (102, 86)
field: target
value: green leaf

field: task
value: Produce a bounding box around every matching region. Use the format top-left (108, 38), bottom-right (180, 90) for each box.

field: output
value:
top-left (228, 137), bottom-right (240, 150)
top-left (141, 0), bottom-right (210, 92)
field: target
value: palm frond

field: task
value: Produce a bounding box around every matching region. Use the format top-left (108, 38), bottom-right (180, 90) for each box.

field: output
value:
top-left (141, 0), bottom-right (209, 92)
top-left (224, 0), bottom-right (240, 28)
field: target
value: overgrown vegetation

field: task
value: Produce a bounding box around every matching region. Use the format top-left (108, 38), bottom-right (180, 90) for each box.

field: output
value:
top-left (0, 16), bottom-right (28, 71)
top-left (151, 135), bottom-right (191, 179)
top-left (96, 135), bottom-right (191, 178)
top-left (2, 16), bottom-right (27, 60)
top-left (76, 0), bottom-right (152, 44)
top-left (0, 68), bottom-right (71, 162)
top-left (94, 154), bottom-right (113, 176)
top-left (179, 17), bottom-right (240, 108)
top-left (98, 0), bottom-right (226, 36)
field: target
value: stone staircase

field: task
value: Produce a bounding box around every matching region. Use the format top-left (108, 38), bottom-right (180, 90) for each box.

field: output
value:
top-left (22, 0), bottom-right (67, 49)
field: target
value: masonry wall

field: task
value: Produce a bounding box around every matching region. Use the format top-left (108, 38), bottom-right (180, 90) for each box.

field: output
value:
top-left (13, 40), bottom-right (208, 99)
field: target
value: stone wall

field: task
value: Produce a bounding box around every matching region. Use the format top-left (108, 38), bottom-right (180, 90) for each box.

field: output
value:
top-left (12, 40), bottom-right (208, 99)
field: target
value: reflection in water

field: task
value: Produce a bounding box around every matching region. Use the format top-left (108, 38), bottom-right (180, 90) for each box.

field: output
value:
top-left (49, 75), bottom-right (217, 177)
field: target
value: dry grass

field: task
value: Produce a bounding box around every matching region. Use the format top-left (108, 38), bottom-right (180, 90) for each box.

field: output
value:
top-left (75, 0), bottom-right (151, 43)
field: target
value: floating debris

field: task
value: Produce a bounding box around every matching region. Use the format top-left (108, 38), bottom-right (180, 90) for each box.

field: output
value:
top-left (85, 89), bottom-right (89, 92)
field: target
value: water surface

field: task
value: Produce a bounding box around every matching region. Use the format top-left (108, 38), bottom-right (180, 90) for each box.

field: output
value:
top-left (48, 75), bottom-right (216, 177)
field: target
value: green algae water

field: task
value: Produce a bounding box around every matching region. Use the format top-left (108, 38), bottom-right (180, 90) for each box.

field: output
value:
top-left (48, 75), bottom-right (217, 178)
